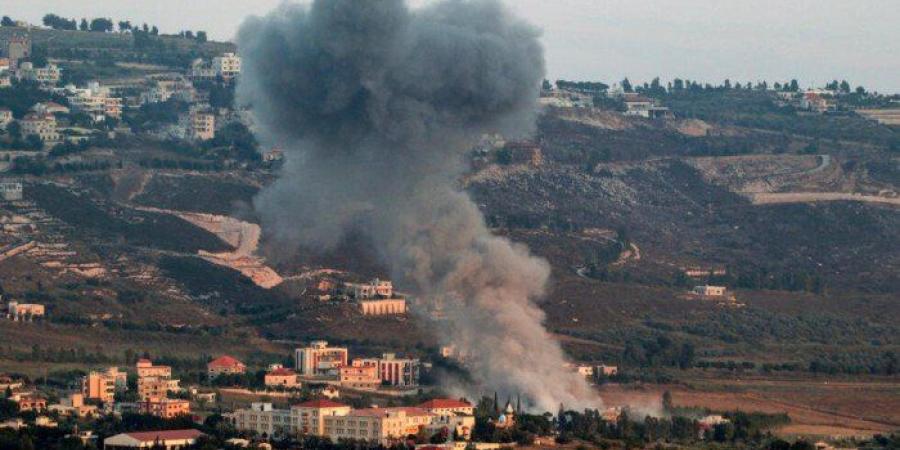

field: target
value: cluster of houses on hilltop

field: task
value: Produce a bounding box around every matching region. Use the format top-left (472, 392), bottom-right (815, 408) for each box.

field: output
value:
top-left (316, 278), bottom-right (410, 316)
top-left (0, 32), bottom-right (244, 151)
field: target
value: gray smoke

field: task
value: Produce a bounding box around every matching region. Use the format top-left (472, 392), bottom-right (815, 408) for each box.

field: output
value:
top-left (238, 0), bottom-right (601, 412)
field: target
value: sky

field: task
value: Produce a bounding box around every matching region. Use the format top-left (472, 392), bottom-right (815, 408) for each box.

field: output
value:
top-left (4, 0), bottom-right (899, 93)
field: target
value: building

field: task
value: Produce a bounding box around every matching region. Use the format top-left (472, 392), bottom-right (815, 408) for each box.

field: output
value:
top-left (264, 368), bottom-right (300, 388)
top-left (140, 75), bottom-right (196, 104)
top-left (353, 353), bottom-right (420, 387)
top-left (324, 407), bottom-right (435, 445)
top-left (136, 359), bottom-right (172, 378)
top-left (501, 141), bottom-right (544, 167)
top-left (6, 301), bottom-right (43, 320)
top-left (64, 82), bottom-right (123, 121)
top-left (48, 393), bottom-right (98, 418)
top-left (31, 101), bottom-right (69, 115)
top-left (800, 92), bottom-right (835, 113)
top-left (295, 341), bottom-right (349, 376)
top-left (596, 365), bottom-right (618, 376)
top-left (3, 35), bottom-right (31, 70)
top-left (138, 398), bottom-right (190, 419)
top-left (0, 74), bottom-right (10, 88)
top-left (103, 429), bottom-right (204, 450)
top-left (212, 53), bottom-right (241, 80)
top-left (0, 108), bottom-right (12, 129)
top-left (179, 109), bottom-right (215, 141)
top-left (359, 297), bottom-right (407, 316)
top-left (692, 285), bottom-right (727, 297)
top-left (15, 395), bottom-right (46, 412)
top-left (137, 377), bottom-right (181, 401)
top-left (18, 113), bottom-right (59, 144)
top-left (623, 95), bottom-right (653, 117)
top-left (189, 58), bottom-right (217, 82)
top-left (229, 400), bottom-right (351, 438)
top-left (347, 279), bottom-right (394, 299)
top-left (81, 367), bottom-right (128, 403)
top-left (16, 62), bottom-right (61, 85)
top-left (418, 399), bottom-right (475, 416)
top-left (339, 361), bottom-right (381, 389)
top-left (207, 355), bottom-right (246, 378)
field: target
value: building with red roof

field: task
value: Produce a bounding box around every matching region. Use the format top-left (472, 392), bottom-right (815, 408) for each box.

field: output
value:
top-left (264, 367), bottom-right (300, 388)
top-left (207, 355), bottom-right (246, 378)
top-left (103, 429), bottom-right (204, 449)
top-left (418, 398), bottom-right (475, 416)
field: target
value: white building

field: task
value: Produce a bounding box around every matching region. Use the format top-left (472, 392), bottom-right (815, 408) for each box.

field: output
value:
top-left (15, 62), bottom-right (61, 86)
top-left (178, 109), bottom-right (215, 141)
top-left (692, 285), bottom-right (727, 297)
top-left (229, 400), bottom-right (351, 438)
top-left (212, 53), bottom-right (241, 80)
top-left (6, 301), bottom-right (44, 320)
top-left (103, 429), bottom-right (204, 450)
top-left (295, 341), bottom-right (349, 376)
top-left (0, 181), bottom-right (22, 201)
top-left (18, 113), bottom-right (59, 144)
top-left (65, 82), bottom-right (122, 121)
top-left (0, 108), bottom-right (13, 129)
top-left (140, 75), bottom-right (196, 104)
top-left (324, 407), bottom-right (435, 446)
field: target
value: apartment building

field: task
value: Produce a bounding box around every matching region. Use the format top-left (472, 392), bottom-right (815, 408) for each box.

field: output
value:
top-left (81, 368), bottom-right (127, 403)
top-left (136, 359), bottom-right (172, 378)
top-left (212, 53), bottom-right (241, 80)
top-left (137, 377), bottom-right (181, 402)
top-left (18, 113), bottom-right (59, 144)
top-left (339, 361), bottom-right (380, 389)
top-left (230, 400), bottom-right (351, 438)
top-left (324, 407), bottom-right (434, 445)
top-left (138, 398), bottom-right (190, 419)
top-left (353, 353), bottom-right (420, 387)
top-left (179, 109), bottom-right (215, 141)
top-left (295, 341), bottom-right (348, 376)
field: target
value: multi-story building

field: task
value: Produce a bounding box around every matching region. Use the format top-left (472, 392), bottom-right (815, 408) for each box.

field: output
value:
top-left (137, 377), bottom-right (181, 402)
top-left (5, 301), bottom-right (44, 320)
top-left (136, 359), bottom-right (172, 378)
top-left (295, 341), bottom-right (348, 376)
top-left (140, 75), bottom-right (196, 104)
top-left (353, 354), bottom-right (420, 387)
top-left (347, 279), bottom-right (394, 299)
top-left (323, 407), bottom-right (434, 445)
top-left (138, 398), bottom-right (190, 419)
top-left (81, 368), bottom-right (128, 403)
top-left (212, 53), bottom-right (241, 80)
top-left (16, 62), bottom-right (61, 85)
top-left (179, 109), bottom-right (215, 141)
top-left (229, 400), bottom-right (351, 438)
top-left (264, 368), bottom-right (300, 388)
top-left (65, 82), bottom-right (123, 121)
top-left (14, 395), bottom-right (46, 412)
top-left (207, 355), bottom-right (246, 378)
top-left (417, 399), bottom-right (475, 416)
top-left (3, 35), bottom-right (31, 70)
top-left (18, 113), bottom-right (59, 145)
top-left (359, 298), bottom-right (407, 316)
top-left (339, 361), bottom-right (380, 389)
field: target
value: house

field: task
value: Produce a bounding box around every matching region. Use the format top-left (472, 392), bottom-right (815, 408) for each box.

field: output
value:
top-left (138, 398), bottom-right (190, 419)
top-left (353, 353), bottom-right (420, 387)
top-left (82, 367), bottom-right (128, 403)
top-left (15, 394), bottom-right (46, 412)
top-left (692, 285), bottom-right (727, 297)
top-left (339, 360), bottom-right (381, 389)
top-left (324, 407), bottom-right (435, 445)
top-left (48, 393), bottom-right (98, 418)
top-left (31, 101), bottom-right (69, 115)
top-left (103, 429), bottom-right (204, 450)
top-left (18, 113), bottom-right (59, 145)
top-left (264, 368), bottom-right (300, 388)
top-left (35, 416), bottom-right (58, 428)
top-left (295, 341), bottom-right (348, 376)
top-left (800, 92), bottom-right (835, 113)
top-left (346, 279), bottom-right (394, 299)
top-left (596, 364), bottom-right (618, 376)
top-left (6, 301), bottom-right (43, 320)
top-left (207, 355), bottom-right (246, 378)
top-left (136, 359), bottom-right (172, 378)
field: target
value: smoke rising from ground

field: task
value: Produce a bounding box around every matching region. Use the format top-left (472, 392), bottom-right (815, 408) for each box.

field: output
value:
top-left (238, 0), bottom-right (601, 411)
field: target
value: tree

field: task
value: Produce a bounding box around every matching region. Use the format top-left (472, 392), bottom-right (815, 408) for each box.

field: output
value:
top-left (789, 79), bottom-right (800, 92)
top-left (621, 78), bottom-right (633, 93)
top-left (90, 17), bottom-right (114, 32)
top-left (184, 30), bottom-right (194, 39)
top-left (142, 23), bottom-right (149, 32)
top-left (672, 78), bottom-right (684, 91)
top-left (151, 26), bottom-right (159, 35)
top-left (0, 16), bottom-right (14, 27)
top-left (839, 80), bottom-right (851, 93)
top-left (542, 79), bottom-right (552, 91)
top-left (855, 86), bottom-right (866, 95)
top-left (118, 20), bottom-right (132, 32)
top-left (43, 14), bottom-right (77, 30)
top-left (79, 18), bottom-right (89, 31)
top-left (196, 31), bottom-right (208, 43)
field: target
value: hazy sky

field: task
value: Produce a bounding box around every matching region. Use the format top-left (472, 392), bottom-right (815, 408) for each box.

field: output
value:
top-left (5, 0), bottom-right (899, 92)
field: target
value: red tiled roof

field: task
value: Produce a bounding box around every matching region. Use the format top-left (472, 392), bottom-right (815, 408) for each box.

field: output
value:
top-left (208, 355), bottom-right (244, 368)
top-left (351, 407), bottom-right (433, 417)
top-left (418, 398), bottom-right (472, 409)
top-left (124, 429), bottom-right (204, 442)
top-left (267, 368), bottom-right (296, 376)
top-left (292, 399), bottom-right (348, 409)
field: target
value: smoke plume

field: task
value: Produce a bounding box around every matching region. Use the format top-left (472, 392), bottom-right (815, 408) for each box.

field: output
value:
top-left (238, 0), bottom-right (601, 411)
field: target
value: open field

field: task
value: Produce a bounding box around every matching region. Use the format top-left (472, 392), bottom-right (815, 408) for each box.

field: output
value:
top-left (598, 376), bottom-right (900, 438)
